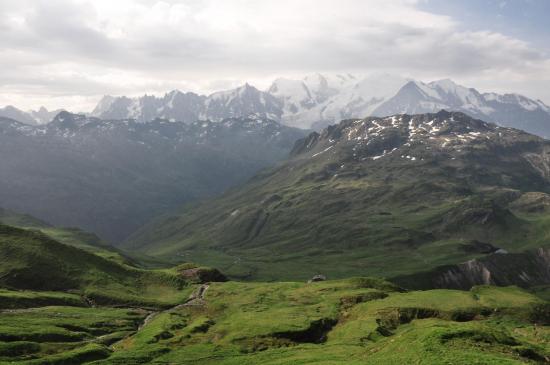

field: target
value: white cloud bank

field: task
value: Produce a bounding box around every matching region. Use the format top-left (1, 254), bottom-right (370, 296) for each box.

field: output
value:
top-left (0, 0), bottom-right (549, 111)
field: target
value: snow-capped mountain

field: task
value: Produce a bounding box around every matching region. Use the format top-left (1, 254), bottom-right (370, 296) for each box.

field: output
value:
top-left (87, 74), bottom-right (550, 138)
top-left (372, 79), bottom-right (550, 137)
top-left (0, 105), bottom-right (63, 125)
top-left (91, 91), bottom-right (206, 122)
top-left (91, 84), bottom-right (281, 123)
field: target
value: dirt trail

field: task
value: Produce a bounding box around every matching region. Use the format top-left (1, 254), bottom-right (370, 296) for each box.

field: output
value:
top-left (180, 284), bottom-right (209, 307)
top-left (131, 283), bottom-right (210, 336)
top-left (138, 311), bottom-right (158, 330)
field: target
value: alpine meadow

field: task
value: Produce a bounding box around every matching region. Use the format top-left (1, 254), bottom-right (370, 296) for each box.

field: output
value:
top-left (0, 1), bottom-right (549, 364)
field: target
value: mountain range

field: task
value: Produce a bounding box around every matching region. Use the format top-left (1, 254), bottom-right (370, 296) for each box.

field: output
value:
top-left (125, 110), bottom-right (550, 281)
top-left (85, 74), bottom-right (550, 137)
top-left (0, 112), bottom-right (306, 242)
top-left (5, 74), bottom-right (550, 138)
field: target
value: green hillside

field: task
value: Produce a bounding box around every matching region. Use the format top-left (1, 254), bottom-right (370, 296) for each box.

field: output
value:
top-left (125, 112), bottom-right (550, 281)
top-left (0, 224), bottom-right (193, 308)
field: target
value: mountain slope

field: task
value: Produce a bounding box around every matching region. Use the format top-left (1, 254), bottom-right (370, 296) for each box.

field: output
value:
top-left (127, 111), bottom-right (550, 281)
top-left (0, 113), bottom-right (307, 242)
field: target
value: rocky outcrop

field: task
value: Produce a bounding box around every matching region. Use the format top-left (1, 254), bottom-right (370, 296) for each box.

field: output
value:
top-left (177, 267), bottom-right (228, 283)
top-left (392, 248), bottom-right (550, 290)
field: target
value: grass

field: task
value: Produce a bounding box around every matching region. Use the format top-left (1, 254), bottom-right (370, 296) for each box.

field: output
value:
top-left (1, 204), bottom-right (548, 363)
top-left (0, 306), bottom-right (148, 363)
top-left (0, 289), bottom-right (84, 309)
top-left (83, 279), bottom-right (549, 365)
top-left (0, 277), bottom-right (546, 364)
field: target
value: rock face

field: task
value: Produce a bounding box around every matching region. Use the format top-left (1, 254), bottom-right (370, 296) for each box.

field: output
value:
top-left (392, 248), bottom-right (550, 290)
top-left (0, 112), bottom-right (307, 242)
top-left (127, 111), bottom-right (550, 281)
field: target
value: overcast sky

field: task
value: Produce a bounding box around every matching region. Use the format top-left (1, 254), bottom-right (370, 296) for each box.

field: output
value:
top-left (1, 0), bottom-right (549, 111)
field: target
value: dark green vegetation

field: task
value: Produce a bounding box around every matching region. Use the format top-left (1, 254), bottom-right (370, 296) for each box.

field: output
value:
top-left (0, 223), bottom-right (196, 308)
top-left (127, 111), bottom-right (550, 282)
top-left (0, 113), bottom-right (307, 242)
top-left (0, 206), bottom-right (166, 268)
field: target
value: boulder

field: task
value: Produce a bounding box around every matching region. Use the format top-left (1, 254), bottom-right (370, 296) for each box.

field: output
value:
top-left (308, 274), bottom-right (327, 283)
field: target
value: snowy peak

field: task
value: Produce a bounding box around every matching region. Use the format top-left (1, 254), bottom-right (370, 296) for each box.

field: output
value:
top-left (267, 73), bottom-right (410, 129)
top-left (268, 78), bottom-right (312, 103)
top-left (204, 84), bottom-right (282, 121)
top-left (302, 73), bottom-right (356, 103)
top-left (91, 95), bottom-right (117, 117)
top-left (483, 92), bottom-right (550, 112)
top-left (268, 78), bottom-right (315, 114)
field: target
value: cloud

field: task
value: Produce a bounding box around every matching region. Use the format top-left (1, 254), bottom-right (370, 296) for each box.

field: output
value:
top-left (0, 0), bottom-right (549, 110)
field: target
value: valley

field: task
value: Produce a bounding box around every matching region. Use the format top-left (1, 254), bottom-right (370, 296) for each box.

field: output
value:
top-left (0, 113), bottom-right (306, 242)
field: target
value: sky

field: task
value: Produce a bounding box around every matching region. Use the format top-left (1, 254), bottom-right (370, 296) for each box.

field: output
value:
top-left (0, 0), bottom-right (549, 112)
